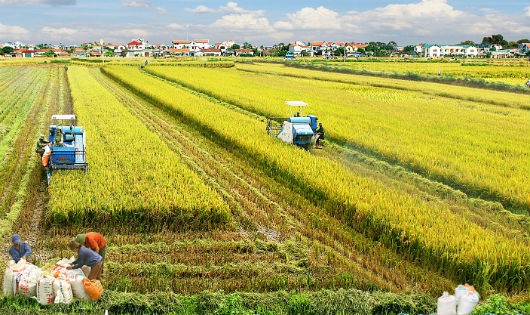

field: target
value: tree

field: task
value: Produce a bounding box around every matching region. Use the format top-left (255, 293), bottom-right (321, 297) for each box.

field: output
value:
top-left (460, 40), bottom-right (476, 45)
top-left (364, 42), bottom-right (393, 57)
top-left (403, 45), bottom-right (416, 55)
top-left (516, 39), bottom-right (530, 44)
top-left (44, 49), bottom-right (55, 57)
top-left (506, 41), bottom-right (519, 49)
top-left (231, 44), bottom-right (240, 50)
top-left (272, 43), bottom-right (289, 57)
top-left (242, 42), bottom-right (253, 49)
top-left (104, 50), bottom-right (115, 57)
top-left (36, 43), bottom-right (50, 49)
top-left (482, 34), bottom-right (507, 47)
top-left (334, 47), bottom-right (345, 56)
top-left (1, 46), bottom-right (14, 54)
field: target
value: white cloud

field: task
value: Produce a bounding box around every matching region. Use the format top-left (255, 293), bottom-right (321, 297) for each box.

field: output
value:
top-left (0, 23), bottom-right (29, 38)
top-left (274, 6), bottom-right (342, 30)
top-left (167, 23), bottom-right (185, 30)
top-left (186, 5), bottom-right (216, 14)
top-left (212, 13), bottom-right (273, 32)
top-left (221, 2), bottom-right (246, 13)
top-left (155, 7), bottom-right (167, 14)
top-left (349, 0), bottom-right (464, 32)
top-left (526, 6), bottom-right (530, 17)
top-left (270, 1), bottom-right (530, 44)
top-left (42, 26), bottom-right (78, 36)
top-left (210, 2), bottom-right (272, 32)
top-left (122, 0), bottom-right (150, 8)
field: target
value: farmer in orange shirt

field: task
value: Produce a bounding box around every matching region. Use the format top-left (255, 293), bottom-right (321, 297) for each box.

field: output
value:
top-left (75, 232), bottom-right (106, 273)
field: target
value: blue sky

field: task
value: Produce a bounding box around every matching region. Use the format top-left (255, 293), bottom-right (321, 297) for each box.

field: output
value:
top-left (0, 0), bottom-right (529, 45)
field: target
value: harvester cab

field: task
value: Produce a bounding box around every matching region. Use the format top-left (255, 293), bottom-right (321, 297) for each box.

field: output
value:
top-left (36, 114), bottom-right (88, 184)
top-left (266, 101), bottom-right (318, 149)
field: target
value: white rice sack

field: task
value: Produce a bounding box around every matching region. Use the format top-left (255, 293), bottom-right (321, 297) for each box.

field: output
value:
top-left (69, 274), bottom-right (88, 300)
top-left (3, 259), bottom-right (29, 296)
top-left (67, 269), bottom-right (88, 299)
top-left (3, 261), bottom-right (16, 296)
top-left (53, 278), bottom-right (73, 304)
top-left (37, 276), bottom-right (55, 305)
top-left (18, 265), bottom-right (41, 297)
top-left (55, 258), bottom-right (71, 268)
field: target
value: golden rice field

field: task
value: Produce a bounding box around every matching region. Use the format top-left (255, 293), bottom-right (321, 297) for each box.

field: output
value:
top-left (103, 65), bottom-right (530, 292)
top-left (302, 59), bottom-right (530, 86)
top-left (145, 64), bottom-right (530, 215)
top-left (0, 60), bottom-right (529, 314)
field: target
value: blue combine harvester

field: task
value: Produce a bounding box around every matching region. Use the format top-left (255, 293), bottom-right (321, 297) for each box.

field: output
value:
top-left (36, 115), bottom-right (88, 184)
top-left (266, 101), bottom-right (319, 149)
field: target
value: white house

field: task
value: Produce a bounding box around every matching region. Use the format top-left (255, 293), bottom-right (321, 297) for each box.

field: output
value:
top-left (308, 41), bottom-right (329, 55)
top-left (172, 40), bottom-right (191, 49)
top-left (421, 44), bottom-right (442, 58)
top-left (193, 40), bottom-right (210, 50)
top-left (126, 39), bottom-right (146, 57)
top-left (464, 46), bottom-right (478, 57)
top-left (417, 44), bottom-right (477, 58)
top-left (288, 41), bottom-right (310, 56)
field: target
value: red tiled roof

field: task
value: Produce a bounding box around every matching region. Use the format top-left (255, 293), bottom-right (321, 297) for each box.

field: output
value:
top-left (168, 48), bottom-right (190, 53)
top-left (348, 43), bottom-right (368, 49)
top-left (310, 41), bottom-right (324, 46)
top-left (128, 41), bottom-right (142, 45)
top-left (172, 40), bottom-right (191, 44)
top-left (195, 39), bottom-right (208, 43)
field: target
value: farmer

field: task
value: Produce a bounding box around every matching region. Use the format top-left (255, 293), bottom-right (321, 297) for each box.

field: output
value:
top-left (67, 240), bottom-right (103, 280)
top-left (35, 135), bottom-right (50, 156)
top-left (75, 232), bottom-right (106, 272)
top-left (316, 122), bottom-right (325, 147)
top-left (8, 234), bottom-right (31, 263)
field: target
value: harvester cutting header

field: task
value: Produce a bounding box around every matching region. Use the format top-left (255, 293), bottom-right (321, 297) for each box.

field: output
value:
top-left (266, 101), bottom-right (324, 149)
top-left (36, 115), bottom-right (88, 184)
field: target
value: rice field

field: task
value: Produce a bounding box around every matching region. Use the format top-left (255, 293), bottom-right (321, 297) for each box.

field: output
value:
top-left (0, 60), bottom-right (528, 314)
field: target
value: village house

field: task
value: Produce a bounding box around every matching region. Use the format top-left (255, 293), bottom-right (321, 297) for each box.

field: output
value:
top-left (166, 48), bottom-right (190, 57)
top-left (308, 41), bottom-right (330, 56)
top-left (345, 42), bottom-right (368, 56)
top-left (416, 44), bottom-right (480, 58)
top-left (126, 39), bottom-right (146, 57)
top-left (196, 48), bottom-right (222, 57)
top-left (172, 40), bottom-right (210, 55)
top-left (234, 49), bottom-right (254, 57)
top-left (288, 41), bottom-right (310, 56)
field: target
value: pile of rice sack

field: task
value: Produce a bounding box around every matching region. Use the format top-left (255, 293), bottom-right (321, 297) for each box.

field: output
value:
top-left (2, 258), bottom-right (103, 304)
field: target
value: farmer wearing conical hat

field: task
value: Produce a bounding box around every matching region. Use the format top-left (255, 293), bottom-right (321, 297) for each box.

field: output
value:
top-left (75, 232), bottom-right (106, 273)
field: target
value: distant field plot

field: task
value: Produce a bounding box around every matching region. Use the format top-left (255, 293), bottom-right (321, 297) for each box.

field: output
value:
top-left (146, 64), bottom-right (530, 215)
top-left (303, 59), bottom-right (530, 87)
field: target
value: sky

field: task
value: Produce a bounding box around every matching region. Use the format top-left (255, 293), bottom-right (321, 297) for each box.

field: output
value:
top-left (0, 0), bottom-right (529, 46)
